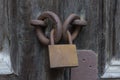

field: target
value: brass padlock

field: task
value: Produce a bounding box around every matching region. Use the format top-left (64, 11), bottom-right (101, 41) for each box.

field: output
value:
top-left (48, 29), bottom-right (78, 68)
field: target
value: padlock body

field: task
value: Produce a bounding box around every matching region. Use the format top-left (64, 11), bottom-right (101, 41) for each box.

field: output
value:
top-left (48, 44), bottom-right (78, 68)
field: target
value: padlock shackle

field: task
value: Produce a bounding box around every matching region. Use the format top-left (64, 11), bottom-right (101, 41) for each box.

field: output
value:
top-left (50, 29), bottom-right (55, 45)
top-left (50, 29), bottom-right (72, 45)
top-left (67, 31), bottom-right (72, 44)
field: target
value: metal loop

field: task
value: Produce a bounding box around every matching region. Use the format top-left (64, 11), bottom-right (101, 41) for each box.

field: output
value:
top-left (30, 20), bottom-right (46, 27)
top-left (63, 14), bottom-right (87, 41)
top-left (31, 11), bottom-right (62, 45)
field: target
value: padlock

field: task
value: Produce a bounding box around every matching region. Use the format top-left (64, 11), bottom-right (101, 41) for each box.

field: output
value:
top-left (48, 29), bottom-right (78, 68)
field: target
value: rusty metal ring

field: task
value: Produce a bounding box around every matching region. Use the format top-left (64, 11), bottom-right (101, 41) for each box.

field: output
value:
top-left (36, 11), bottom-right (62, 45)
top-left (63, 14), bottom-right (86, 41)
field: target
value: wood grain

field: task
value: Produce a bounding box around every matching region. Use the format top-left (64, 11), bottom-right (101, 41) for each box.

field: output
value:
top-left (0, 0), bottom-right (103, 80)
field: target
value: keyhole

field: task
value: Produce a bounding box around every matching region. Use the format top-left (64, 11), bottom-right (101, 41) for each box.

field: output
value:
top-left (89, 65), bottom-right (92, 68)
top-left (82, 58), bottom-right (86, 62)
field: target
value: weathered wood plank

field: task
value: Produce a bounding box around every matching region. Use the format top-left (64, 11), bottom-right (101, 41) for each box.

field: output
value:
top-left (114, 0), bottom-right (120, 59)
top-left (0, 0), bottom-right (104, 80)
top-left (59, 0), bottom-right (101, 51)
top-left (0, 0), bottom-right (13, 75)
top-left (101, 0), bottom-right (120, 79)
top-left (0, 0), bottom-right (65, 80)
top-left (59, 0), bottom-right (102, 79)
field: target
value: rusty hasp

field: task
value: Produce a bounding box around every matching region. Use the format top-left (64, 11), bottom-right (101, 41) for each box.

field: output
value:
top-left (31, 11), bottom-right (62, 45)
top-left (48, 30), bottom-right (78, 68)
top-left (71, 50), bottom-right (98, 80)
top-left (63, 14), bottom-right (87, 41)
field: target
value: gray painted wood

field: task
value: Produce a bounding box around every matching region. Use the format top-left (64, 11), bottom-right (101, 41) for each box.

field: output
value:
top-left (0, 0), bottom-right (13, 75)
top-left (1, 0), bottom-right (119, 80)
top-left (101, 0), bottom-right (120, 79)
top-left (0, 0), bottom-right (101, 79)
top-left (114, 0), bottom-right (120, 59)
top-left (0, 0), bottom-right (66, 80)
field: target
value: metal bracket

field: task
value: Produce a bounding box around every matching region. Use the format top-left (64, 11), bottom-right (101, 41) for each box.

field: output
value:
top-left (71, 50), bottom-right (98, 80)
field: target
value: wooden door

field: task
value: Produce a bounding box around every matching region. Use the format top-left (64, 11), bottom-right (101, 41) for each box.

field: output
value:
top-left (0, 0), bottom-right (120, 80)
